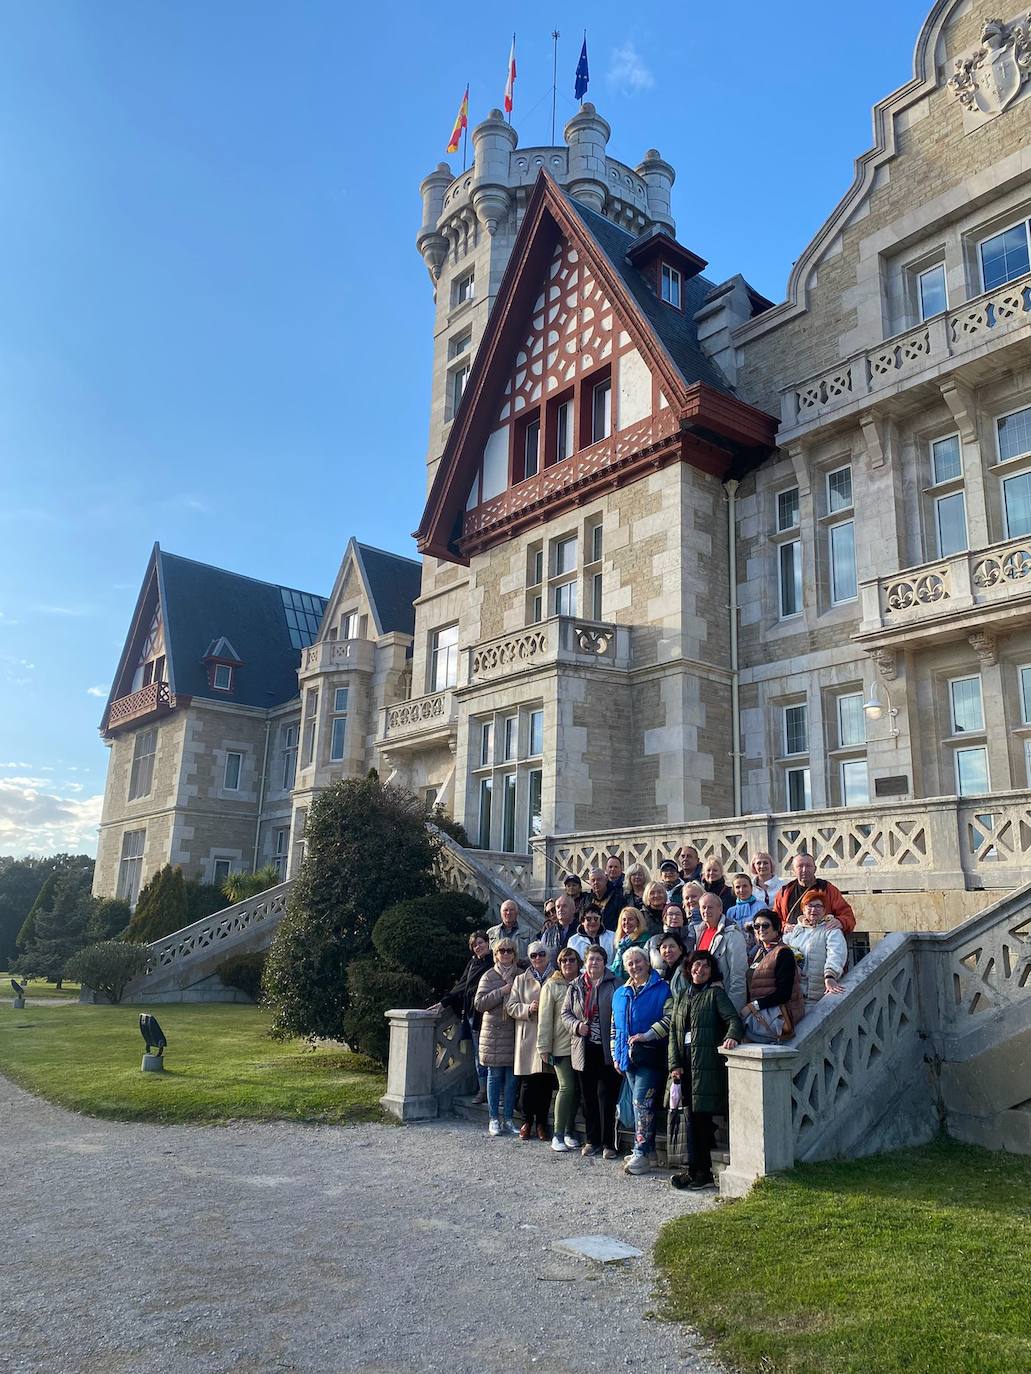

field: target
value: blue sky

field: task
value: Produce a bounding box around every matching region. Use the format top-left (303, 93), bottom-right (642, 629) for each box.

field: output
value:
top-left (0, 0), bottom-right (934, 855)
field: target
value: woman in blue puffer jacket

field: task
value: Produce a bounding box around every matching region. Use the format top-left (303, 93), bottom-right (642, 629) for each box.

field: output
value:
top-left (610, 946), bottom-right (673, 1176)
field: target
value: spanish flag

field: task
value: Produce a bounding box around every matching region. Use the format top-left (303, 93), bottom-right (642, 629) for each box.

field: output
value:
top-left (447, 85), bottom-right (469, 154)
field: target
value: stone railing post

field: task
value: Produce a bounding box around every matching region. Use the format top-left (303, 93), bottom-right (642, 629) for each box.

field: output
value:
top-left (719, 1044), bottom-right (798, 1198)
top-left (380, 1009), bottom-right (440, 1122)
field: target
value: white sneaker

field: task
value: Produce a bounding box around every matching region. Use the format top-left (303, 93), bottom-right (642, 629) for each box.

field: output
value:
top-left (502, 1120), bottom-right (519, 1136)
top-left (625, 1151), bottom-right (652, 1175)
top-left (488, 1119), bottom-right (502, 1137)
top-left (563, 1135), bottom-right (579, 1149)
top-left (551, 1136), bottom-right (568, 1152)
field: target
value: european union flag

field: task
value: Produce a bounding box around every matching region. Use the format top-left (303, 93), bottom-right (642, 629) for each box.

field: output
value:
top-left (574, 37), bottom-right (589, 101)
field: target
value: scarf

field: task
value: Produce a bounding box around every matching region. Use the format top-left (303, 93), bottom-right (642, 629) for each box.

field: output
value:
top-left (583, 973), bottom-right (597, 1023)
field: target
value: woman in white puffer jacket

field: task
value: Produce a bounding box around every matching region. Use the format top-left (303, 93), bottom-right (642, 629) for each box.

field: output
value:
top-left (783, 889), bottom-right (847, 1007)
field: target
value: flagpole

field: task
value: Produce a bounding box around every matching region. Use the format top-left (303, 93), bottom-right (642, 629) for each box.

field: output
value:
top-left (550, 30), bottom-right (559, 143)
top-left (463, 84), bottom-right (469, 172)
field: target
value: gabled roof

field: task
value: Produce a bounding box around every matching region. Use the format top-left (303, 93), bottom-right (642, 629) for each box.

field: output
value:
top-left (101, 545), bottom-right (328, 730)
top-left (416, 171), bottom-right (777, 562)
top-left (353, 542), bottom-right (421, 638)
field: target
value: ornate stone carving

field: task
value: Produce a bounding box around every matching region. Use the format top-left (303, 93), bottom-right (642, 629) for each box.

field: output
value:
top-left (949, 16), bottom-right (1031, 118)
top-left (882, 570), bottom-right (950, 615)
top-left (968, 630), bottom-right (998, 666)
top-left (871, 648), bottom-right (897, 682)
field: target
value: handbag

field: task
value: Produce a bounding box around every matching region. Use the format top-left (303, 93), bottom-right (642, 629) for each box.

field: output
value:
top-left (743, 1004), bottom-right (795, 1042)
top-left (666, 1104), bottom-right (690, 1169)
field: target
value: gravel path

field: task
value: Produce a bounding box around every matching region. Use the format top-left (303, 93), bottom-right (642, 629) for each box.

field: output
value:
top-left (0, 1072), bottom-right (726, 1374)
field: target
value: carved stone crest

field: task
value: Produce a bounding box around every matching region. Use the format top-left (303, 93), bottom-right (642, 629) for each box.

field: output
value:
top-left (949, 16), bottom-right (1031, 120)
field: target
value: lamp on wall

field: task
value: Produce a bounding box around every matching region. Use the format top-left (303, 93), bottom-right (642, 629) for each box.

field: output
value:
top-left (863, 680), bottom-right (900, 738)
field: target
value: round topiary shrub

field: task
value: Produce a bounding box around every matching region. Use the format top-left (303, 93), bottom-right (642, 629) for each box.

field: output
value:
top-left (342, 959), bottom-right (432, 1064)
top-left (217, 951), bottom-right (268, 1001)
top-left (65, 941), bottom-right (150, 1004)
top-left (371, 892), bottom-right (486, 996)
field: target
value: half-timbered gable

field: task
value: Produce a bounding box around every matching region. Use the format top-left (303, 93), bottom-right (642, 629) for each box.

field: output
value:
top-left (417, 172), bottom-right (777, 564)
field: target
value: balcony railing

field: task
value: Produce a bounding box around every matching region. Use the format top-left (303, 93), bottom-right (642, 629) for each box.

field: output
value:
top-left (781, 270), bottom-right (1031, 433)
top-left (378, 689), bottom-right (457, 745)
top-left (105, 680), bottom-right (172, 733)
top-left (468, 615), bottom-right (631, 684)
top-left (299, 637), bottom-right (375, 676)
top-left (858, 535), bottom-right (1031, 640)
top-left (532, 789), bottom-right (1031, 893)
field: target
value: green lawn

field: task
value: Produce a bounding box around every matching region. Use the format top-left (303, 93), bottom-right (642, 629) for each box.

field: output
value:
top-left (655, 1138), bottom-right (1031, 1374)
top-left (0, 1000), bottom-right (388, 1126)
top-left (0, 970), bottom-right (80, 999)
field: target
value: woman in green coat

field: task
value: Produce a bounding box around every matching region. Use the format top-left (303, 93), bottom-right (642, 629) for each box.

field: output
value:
top-left (667, 949), bottom-right (743, 1190)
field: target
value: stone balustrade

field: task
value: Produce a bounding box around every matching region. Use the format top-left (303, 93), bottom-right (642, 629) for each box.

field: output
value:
top-left (474, 849), bottom-right (533, 895)
top-left (719, 882), bottom-right (1031, 1195)
top-left (781, 270), bottom-right (1031, 434)
top-left (468, 615), bottom-right (631, 684)
top-left (378, 689), bottom-right (456, 746)
top-left (534, 790), bottom-right (1031, 893)
top-left (432, 828), bottom-right (542, 926)
top-left (299, 637), bottom-right (375, 676)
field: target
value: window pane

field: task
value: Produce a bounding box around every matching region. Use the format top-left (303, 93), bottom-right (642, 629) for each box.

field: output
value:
top-left (980, 223), bottom-right (1030, 291)
top-left (556, 401), bottom-right (571, 461)
top-left (830, 521), bottom-right (857, 602)
top-left (554, 581), bottom-right (577, 616)
top-left (213, 859), bottom-right (232, 886)
top-left (841, 760), bottom-right (869, 807)
top-left (224, 752), bottom-right (242, 790)
top-left (591, 522), bottom-right (603, 563)
top-left (918, 264), bottom-right (947, 319)
top-left (478, 777), bottom-right (493, 848)
top-left (527, 769), bottom-right (543, 843)
top-left (931, 434), bottom-right (962, 484)
top-left (838, 694), bottom-right (865, 747)
top-left (529, 709), bottom-right (543, 756)
top-left (827, 467), bottom-right (852, 512)
top-left (998, 406), bottom-right (1031, 462)
top-left (591, 572), bottom-right (603, 620)
top-left (1021, 667), bottom-right (1031, 723)
top-left (784, 704), bottom-right (808, 755)
top-left (1004, 472), bottom-right (1031, 537)
top-left (779, 540), bottom-right (802, 617)
top-left (950, 677), bottom-right (984, 733)
top-left (777, 488), bottom-right (799, 531)
top-left (1025, 737), bottom-right (1031, 786)
top-left (787, 767), bottom-right (811, 812)
top-left (555, 536), bottom-right (577, 575)
top-left (431, 624), bottom-right (459, 690)
top-left (530, 549), bottom-right (543, 585)
top-left (333, 687), bottom-right (349, 713)
top-left (592, 381), bottom-right (611, 442)
top-left (936, 491), bottom-right (967, 557)
top-left (503, 717), bottom-right (517, 761)
top-left (330, 716), bottom-right (347, 760)
top-left (502, 774), bottom-right (517, 852)
top-left (480, 720), bottom-right (493, 766)
top-left (955, 747), bottom-right (989, 797)
top-left (524, 419), bottom-right (540, 479)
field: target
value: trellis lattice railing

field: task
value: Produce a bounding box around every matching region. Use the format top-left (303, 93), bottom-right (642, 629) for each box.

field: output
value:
top-left (148, 881), bottom-right (295, 973)
top-left (432, 829), bottom-right (542, 928)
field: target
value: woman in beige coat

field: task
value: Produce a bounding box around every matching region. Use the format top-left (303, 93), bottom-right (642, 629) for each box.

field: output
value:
top-left (507, 940), bottom-right (554, 1140)
top-left (536, 945), bottom-right (582, 1151)
top-left (474, 938), bottom-right (519, 1136)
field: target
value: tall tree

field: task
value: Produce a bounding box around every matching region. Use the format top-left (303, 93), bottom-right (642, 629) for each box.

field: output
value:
top-left (16, 864), bottom-right (95, 985)
top-left (124, 865), bottom-right (189, 944)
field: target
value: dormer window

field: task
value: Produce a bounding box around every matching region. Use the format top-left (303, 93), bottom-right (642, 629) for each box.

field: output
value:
top-left (213, 664), bottom-right (233, 692)
top-left (203, 636), bottom-right (243, 693)
top-left (660, 263), bottom-right (682, 308)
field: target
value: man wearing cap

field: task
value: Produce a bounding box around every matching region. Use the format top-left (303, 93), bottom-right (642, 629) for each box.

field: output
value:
top-left (658, 859), bottom-right (685, 909)
top-left (486, 898), bottom-right (534, 960)
top-left (774, 853), bottom-right (856, 935)
top-left (579, 866), bottom-right (625, 931)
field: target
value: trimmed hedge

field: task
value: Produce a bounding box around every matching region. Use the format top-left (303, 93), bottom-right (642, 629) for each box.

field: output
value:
top-left (371, 892), bottom-right (487, 998)
top-left (343, 959), bottom-right (432, 1063)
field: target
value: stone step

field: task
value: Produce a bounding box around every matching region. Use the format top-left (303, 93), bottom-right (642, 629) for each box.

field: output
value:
top-left (452, 1094), bottom-right (729, 1173)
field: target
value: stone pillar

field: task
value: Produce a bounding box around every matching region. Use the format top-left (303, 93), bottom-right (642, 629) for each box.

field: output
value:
top-left (417, 163), bottom-right (453, 279)
top-left (471, 109), bottom-right (517, 236)
top-left (380, 1008), bottom-right (440, 1121)
top-left (564, 102), bottom-right (610, 213)
top-left (635, 149), bottom-right (676, 233)
top-left (719, 1045), bottom-right (797, 1198)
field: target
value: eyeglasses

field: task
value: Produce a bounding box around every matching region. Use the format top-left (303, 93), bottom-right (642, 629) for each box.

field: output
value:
top-left (530, 951), bottom-right (548, 958)
top-left (558, 957), bottom-right (577, 965)
top-left (753, 922), bottom-right (774, 931)
top-left (498, 950), bottom-right (516, 956)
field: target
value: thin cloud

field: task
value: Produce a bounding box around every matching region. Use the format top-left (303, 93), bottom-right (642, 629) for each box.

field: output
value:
top-left (0, 778), bottom-right (102, 857)
top-left (86, 685), bottom-right (107, 698)
top-left (607, 40), bottom-right (655, 94)
top-left (32, 604), bottom-right (95, 617)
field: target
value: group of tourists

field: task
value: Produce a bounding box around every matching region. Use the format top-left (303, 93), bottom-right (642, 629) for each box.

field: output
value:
top-left (434, 846), bottom-right (856, 1189)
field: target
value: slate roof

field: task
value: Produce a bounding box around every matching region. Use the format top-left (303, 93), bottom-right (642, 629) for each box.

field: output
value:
top-left (567, 201), bottom-right (733, 395)
top-left (354, 542), bottom-right (421, 638)
top-left (157, 551), bottom-right (327, 710)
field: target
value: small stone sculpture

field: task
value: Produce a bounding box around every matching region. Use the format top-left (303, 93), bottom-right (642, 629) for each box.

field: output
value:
top-left (139, 1012), bottom-right (167, 1072)
top-left (10, 978), bottom-right (25, 1010)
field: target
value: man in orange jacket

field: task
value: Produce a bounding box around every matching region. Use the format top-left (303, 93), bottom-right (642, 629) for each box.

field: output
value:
top-left (774, 853), bottom-right (856, 935)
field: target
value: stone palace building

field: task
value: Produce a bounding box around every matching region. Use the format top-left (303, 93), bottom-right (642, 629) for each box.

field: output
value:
top-left (95, 0), bottom-right (1031, 914)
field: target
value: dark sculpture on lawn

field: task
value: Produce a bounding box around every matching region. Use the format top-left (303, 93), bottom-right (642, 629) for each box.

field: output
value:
top-left (139, 1013), bottom-right (167, 1058)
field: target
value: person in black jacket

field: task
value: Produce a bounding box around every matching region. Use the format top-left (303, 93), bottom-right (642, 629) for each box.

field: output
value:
top-left (432, 930), bottom-right (493, 1104)
top-left (701, 856), bottom-right (734, 914)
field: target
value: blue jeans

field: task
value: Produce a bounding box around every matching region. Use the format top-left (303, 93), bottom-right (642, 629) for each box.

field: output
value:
top-left (467, 1019), bottom-right (488, 1084)
top-left (625, 1062), bottom-right (665, 1155)
top-left (486, 1065), bottom-right (517, 1121)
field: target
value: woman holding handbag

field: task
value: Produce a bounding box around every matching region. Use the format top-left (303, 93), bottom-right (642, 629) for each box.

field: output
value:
top-left (741, 909), bottom-right (804, 1042)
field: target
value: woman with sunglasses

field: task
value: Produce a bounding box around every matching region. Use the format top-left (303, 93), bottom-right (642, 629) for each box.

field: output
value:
top-left (537, 945), bottom-right (583, 1152)
top-left (508, 940), bottom-right (557, 1139)
top-left (740, 909), bottom-right (804, 1042)
top-left (474, 937), bottom-right (520, 1136)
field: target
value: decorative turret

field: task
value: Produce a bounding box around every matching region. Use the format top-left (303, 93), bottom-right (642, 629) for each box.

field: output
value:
top-left (636, 149), bottom-right (676, 235)
top-left (471, 108), bottom-right (518, 235)
top-left (564, 102), bottom-right (611, 213)
top-left (417, 162), bottom-right (453, 279)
